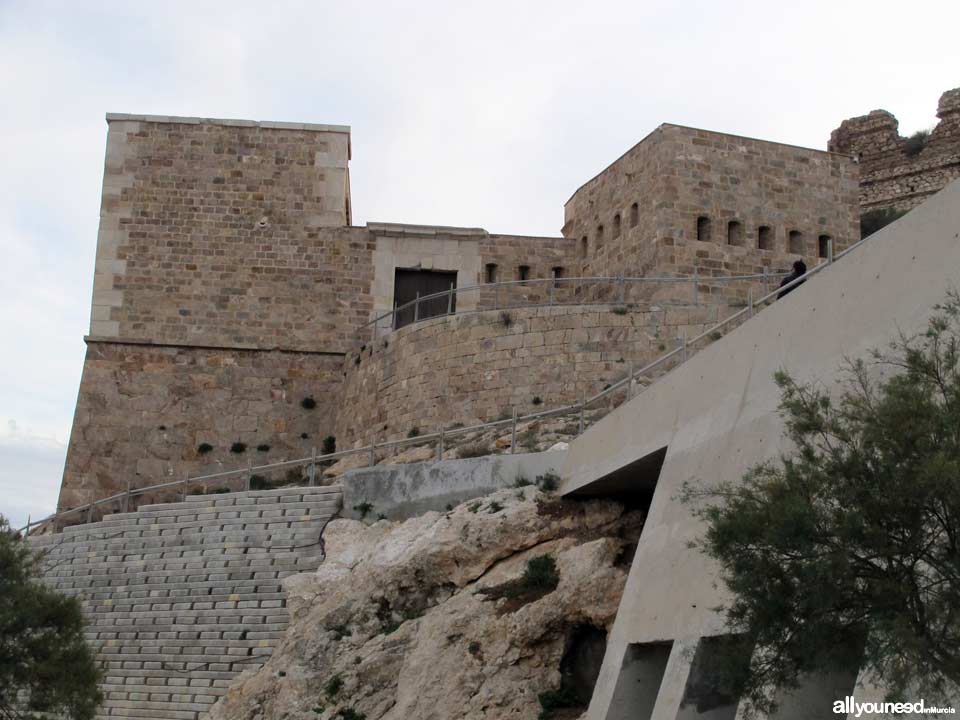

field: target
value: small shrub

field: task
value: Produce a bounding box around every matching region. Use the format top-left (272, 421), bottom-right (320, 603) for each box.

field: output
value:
top-left (324, 674), bottom-right (344, 699)
top-left (249, 474), bottom-right (268, 491)
top-left (612, 306), bottom-right (628, 315)
top-left (468, 501), bottom-right (481, 514)
top-left (353, 655), bottom-right (362, 665)
top-left (499, 311), bottom-right (513, 328)
top-left (538, 685), bottom-right (580, 719)
top-left (449, 422), bottom-right (465, 430)
top-left (312, 706), bottom-right (324, 715)
top-left (337, 710), bottom-right (366, 720)
top-left (353, 502), bottom-right (373, 519)
top-left (256, 443), bottom-right (270, 452)
top-left (376, 513), bottom-right (387, 521)
top-left (322, 435), bottom-right (337, 454)
top-left (458, 441), bottom-right (490, 459)
top-left (212, 486), bottom-right (231, 494)
top-left (487, 500), bottom-right (504, 514)
top-left (197, 442), bottom-right (213, 454)
top-left (537, 472), bottom-right (559, 492)
top-left (860, 207), bottom-right (909, 238)
top-left (904, 128), bottom-right (930, 157)
top-left (514, 475), bottom-right (532, 487)
top-left (329, 624), bottom-right (352, 640)
top-left (407, 427), bottom-right (420, 438)
top-left (532, 396), bottom-right (543, 405)
top-left (658, 343), bottom-right (666, 351)
top-left (523, 555), bottom-right (560, 590)
top-left (230, 441), bottom-right (247, 454)
top-left (709, 330), bottom-right (723, 341)
top-left (445, 503), bottom-right (454, 512)
top-left (468, 641), bottom-right (482, 657)
top-left (301, 396), bottom-right (317, 410)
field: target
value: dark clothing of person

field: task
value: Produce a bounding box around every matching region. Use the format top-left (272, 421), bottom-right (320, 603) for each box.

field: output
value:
top-left (778, 260), bottom-right (808, 300)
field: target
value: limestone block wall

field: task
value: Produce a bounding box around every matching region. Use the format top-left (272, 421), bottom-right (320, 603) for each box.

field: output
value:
top-left (92, 114), bottom-right (370, 353)
top-left (29, 486), bottom-right (341, 720)
top-left (563, 123), bottom-right (859, 280)
top-left (60, 343), bottom-right (343, 511)
top-left (336, 303), bottom-right (733, 447)
top-left (829, 87), bottom-right (960, 213)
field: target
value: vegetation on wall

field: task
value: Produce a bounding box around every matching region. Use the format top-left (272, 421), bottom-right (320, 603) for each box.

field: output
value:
top-left (683, 293), bottom-right (960, 715)
top-left (0, 516), bottom-right (103, 719)
top-left (859, 207), bottom-right (908, 238)
top-left (904, 128), bottom-right (931, 157)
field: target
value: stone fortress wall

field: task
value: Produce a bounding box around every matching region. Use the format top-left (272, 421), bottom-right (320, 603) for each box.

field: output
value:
top-left (29, 485), bottom-right (342, 720)
top-left (829, 87), bottom-right (960, 213)
top-left (59, 112), bottom-right (859, 513)
top-left (337, 303), bottom-right (734, 447)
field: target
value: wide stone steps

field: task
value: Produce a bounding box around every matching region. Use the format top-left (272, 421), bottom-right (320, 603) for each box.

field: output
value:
top-left (29, 485), bottom-right (342, 720)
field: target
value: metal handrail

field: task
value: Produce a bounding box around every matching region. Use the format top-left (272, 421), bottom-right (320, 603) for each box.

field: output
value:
top-left (22, 239), bottom-right (863, 536)
top-left (359, 270), bottom-right (789, 343)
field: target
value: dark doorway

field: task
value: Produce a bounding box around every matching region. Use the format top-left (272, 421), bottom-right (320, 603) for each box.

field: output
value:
top-left (393, 269), bottom-right (457, 329)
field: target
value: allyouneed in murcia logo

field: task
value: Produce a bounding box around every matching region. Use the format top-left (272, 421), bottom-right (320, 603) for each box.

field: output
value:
top-left (834, 697), bottom-right (956, 716)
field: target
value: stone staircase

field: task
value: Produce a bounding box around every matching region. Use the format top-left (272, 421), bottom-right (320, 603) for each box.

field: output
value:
top-left (28, 485), bottom-right (342, 720)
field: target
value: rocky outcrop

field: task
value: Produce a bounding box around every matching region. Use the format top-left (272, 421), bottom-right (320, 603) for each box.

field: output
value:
top-left (208, 488), bottom-right (642, 720)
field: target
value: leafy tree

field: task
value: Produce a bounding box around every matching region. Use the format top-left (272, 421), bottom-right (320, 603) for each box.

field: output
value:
top-left (0, 515), bottom-right (102, 719)
top-left (684, 293), bottom-right (960, 715)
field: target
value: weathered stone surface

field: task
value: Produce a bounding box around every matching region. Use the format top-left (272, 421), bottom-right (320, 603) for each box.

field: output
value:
top-left (829, 87), bottom-right (960, 213)
top-left (208, 488), bottom-right (641, 720)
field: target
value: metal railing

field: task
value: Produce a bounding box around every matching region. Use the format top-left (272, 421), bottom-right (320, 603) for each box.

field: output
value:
top-left (23, 239), bottom-right (859, 536)
top-left (359, 269), bottom-right (791, 344)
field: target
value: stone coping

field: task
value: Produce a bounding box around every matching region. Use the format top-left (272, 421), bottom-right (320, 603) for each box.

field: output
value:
top-left (105, 112), bottom-right (351, 134)
top-left (83, 335), bottom-right (347, 357)
top-left (366, 221), bottom-right (489, 237)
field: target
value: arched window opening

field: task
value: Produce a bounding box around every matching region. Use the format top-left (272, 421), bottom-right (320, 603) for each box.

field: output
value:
top-left (596, 224), bottom-right (604, 245)
top-left (727, 221), bottom-right (743, 246)
top-left (580, 236), bottom-right (588, 258)
top-left (630, 202), bottom-right (639, 228)
top-left (757, 225), bottom-right (773, 250)
top-left (613, 214), bottom-right (622, 238)
top-left (818, 234), bottom-right (832, 259)
top-left (485, 263), bottom-right (498, 283)
top-left (789, 230), bottom-right (805, 255)
top-left (696, 216), bottom-right (711, 243)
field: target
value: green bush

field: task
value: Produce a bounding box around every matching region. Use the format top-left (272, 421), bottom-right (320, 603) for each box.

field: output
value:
top-left (324, 674), bottom-right (343, 699)
top-left (904, 128), bottom-right (930, 157)
top-left (522, 555), bottom-right (559, 590)
top-left (859, 207), bottom-right (908, 238)
top-left (230, 441), bottom-right (247, 454)
top-left (538, 685), bottom-right (580, 719)
top-left (353, 502), bottom-right (373, 519)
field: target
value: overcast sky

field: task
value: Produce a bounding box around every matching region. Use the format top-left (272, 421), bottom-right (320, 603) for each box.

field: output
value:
top-left (0, 0), bottom-right (957, 528)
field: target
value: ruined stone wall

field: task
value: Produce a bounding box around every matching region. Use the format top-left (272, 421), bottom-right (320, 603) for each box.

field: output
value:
top-left (60, 342), bottom-right (344, 510)
top-left (563, 124), bottom-right (860, 291)
top-left (336, 303), bottom-right (732, 448)
top-left (829, 87), bottom-right (960, 213)
top-left (92, 114), bottom-right (368, 352)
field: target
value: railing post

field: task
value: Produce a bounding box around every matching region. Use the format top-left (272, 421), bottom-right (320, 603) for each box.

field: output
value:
top-left (828, 238), bottom-right (835, 264)
top-left (309, 446), bottom-right (317, 487)
top-left (549, 278), bottom-right (555, 306)
top-left (414, 292), bottom-right (421, 323)
top-left (392, 300), bottom-right (399, 330)
top-left (680, 328), bottom-right (687, 363)
top-left (619, 274), bottom-right (626, 304)
top-left (124, 480), bottom-right (131, 514)
top-left (578, 392), bottom-right (585, 435)
top-left (627, 360), bottom-right (634, 400)
top-left (369, 440), bottom-right (376, 467)
top-left (494, 283), bottom-right (499, 310)
top-left (245, 457), bottom-right (252, 492)
top-left (25, 514), bottom-right (31, 537)
top-left (693, 268), bottom-right (699, 305)
top-left (181, 476), bottom-right (188, 502)
top-left (511, 408), bottom-right (518, 454)
top-left (86, 503), bottom-right (93, 524)
top-left (763, 266), bottom-right (769, 295)
top-left (748, 287), bottom-right (754, 318)
top-left (438, 425), bottom-right (445, 461)
top-left (447, 283), bottom-right (454, 315)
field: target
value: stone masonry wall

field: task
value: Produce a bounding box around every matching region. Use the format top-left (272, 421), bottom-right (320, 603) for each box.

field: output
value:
top-left (29, 485), bottom-right (342, 720)
top-left (92, 114), bottom-right (368, 353)
top-left (829, 87), bottom-right (960, 213)
top-left (59, 343), bottom-right (343, 511)
top-left (336, 303), bottom-right (733, 448)
top-left (563, 123), bottom-right (860, 288)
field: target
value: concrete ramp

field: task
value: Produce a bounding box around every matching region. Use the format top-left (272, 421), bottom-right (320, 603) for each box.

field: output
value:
top-left (560, 179), bottom-right (960, 719)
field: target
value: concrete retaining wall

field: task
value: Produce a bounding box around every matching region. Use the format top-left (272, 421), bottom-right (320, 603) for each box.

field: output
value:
top-left (28, 485), bottom-right (342, 720)
top-left (340, 450), bottom-right (565, 520)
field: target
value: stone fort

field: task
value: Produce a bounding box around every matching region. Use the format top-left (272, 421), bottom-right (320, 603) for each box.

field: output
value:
top-left (33, 87), bottom-right (960, 720)
top-left (60, 112), bottom-right (863, 511)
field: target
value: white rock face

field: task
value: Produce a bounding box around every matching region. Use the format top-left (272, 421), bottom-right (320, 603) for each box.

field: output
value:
top-left (208, 488), bottom-right (641, 720)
